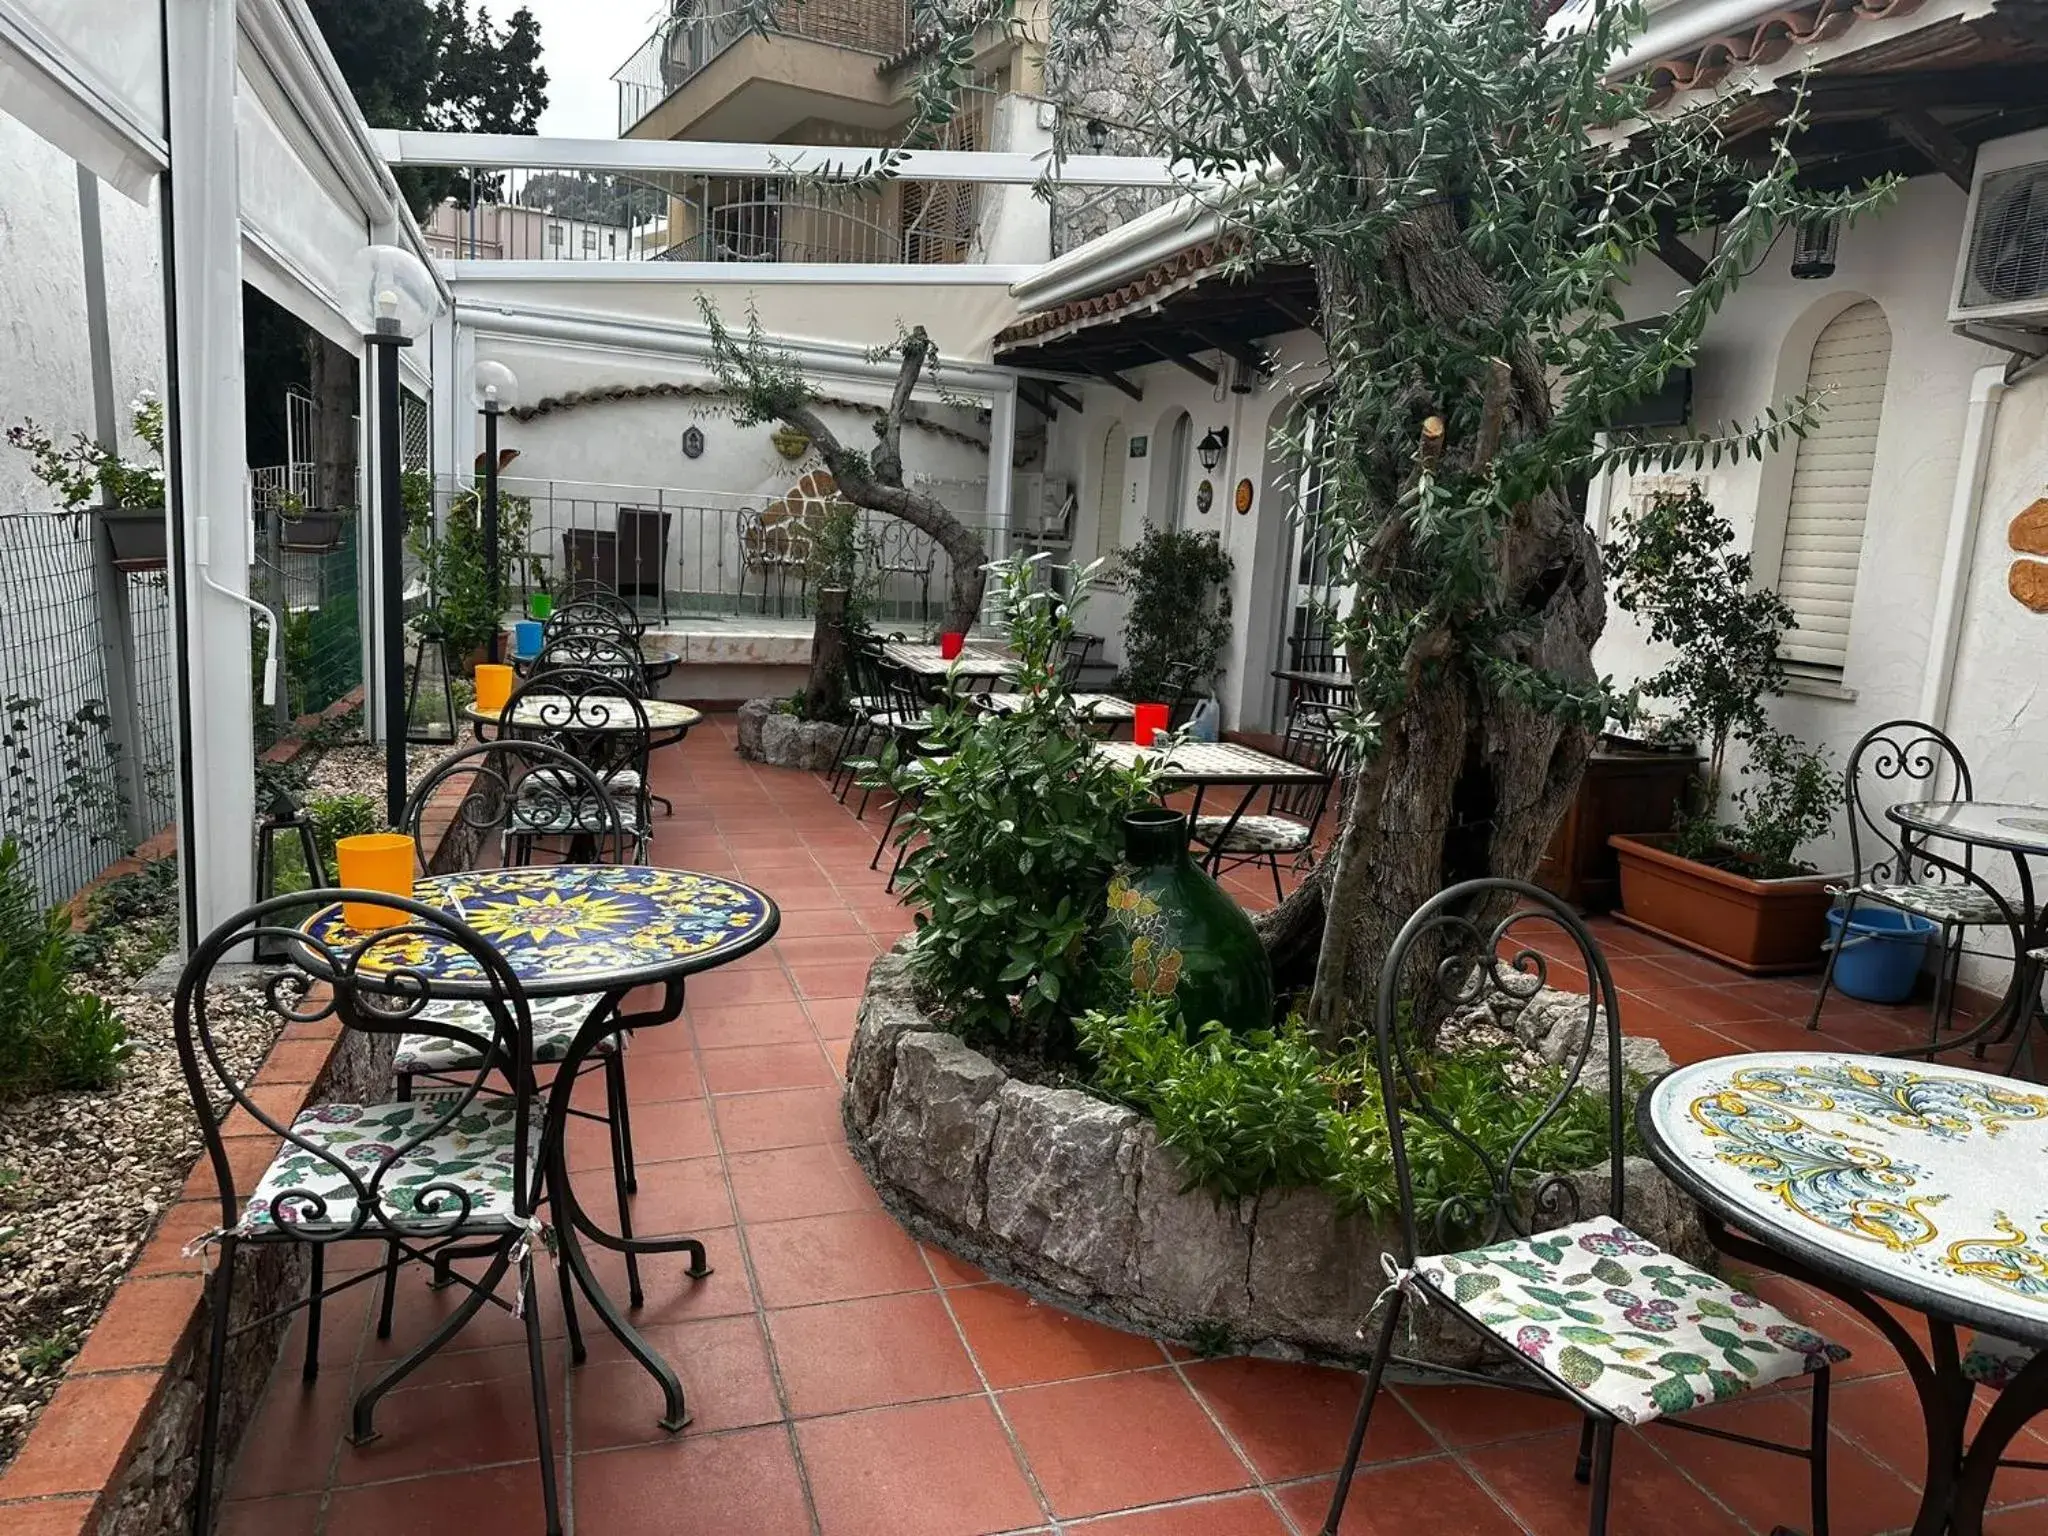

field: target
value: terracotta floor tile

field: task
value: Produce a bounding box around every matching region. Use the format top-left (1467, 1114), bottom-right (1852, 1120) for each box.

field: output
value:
top-left (619, 1049), bottom-right (703, 1103)
top-left (768, 1290), bottom-right (981, 1417)
top-left (1395, 1381), bottom-right (1581, 1449)
top-left (1648, 1390), bottom-right (1921, 1536)
top-left (1182, 1355), bottom-right (1435, 1481)
top-left (1000, 1369), bottom-right (1251, 1518)
top-left (745, 1210), bottom-right (935, 1308)
top-left (570, 1314), bottom-right (783, 1447)
top-left (1464, 1427), bottom-right (1750, 1536)
top-left (798, 1396), bottom-right (1045, 1536)
top-left (330, 1374), bottom-right (558, 1486)
top-left (621, 1154), bottom-right (737, 1233)
top-left (215, 1494), bottom-right (321, 1536)
top-left (727, 1142), bottom-right (882, 1224)
top-left (1638, 982), bottom-right (1784, 1027)
top-left (689, 1000), bottom-right (819, 1048)
top-left (711, 1085), bottom-right (848, 1151)
top-left (1278, 1460), bottom-right (1527, 1534)
top-left (700, 1042), bottom-right (838, 1095)
top-left (224, 1373), bottom-right (354, 1498)
top-left (1067, 1491), bottom-right (1294, 1533)
top-left (574, 1427), bottom-right (810, 1535)
top-left (684, 967), bottom-right (799, 1007)
top-left (567, 1094), bottom-right (715, 1171)
top-left (922, 1244), bottom-right (988, 1287)
top-left (772, 904), bottom-right (874, 938)
top-left (576, 1235), bottom-right (759, 1330)
top-left (776, 933), bottom-right (884, 966)
top-left (804, 993), bottom-right (862, 1035)
top-left (0, 1497), bottom-right (99, 1536)
top-left (325, 1462), bottom-right (561, 1534)
top-left (791, 960), bottom-right (878, 1000)
top-left (947, 1283), bottom-right (1169, 1388)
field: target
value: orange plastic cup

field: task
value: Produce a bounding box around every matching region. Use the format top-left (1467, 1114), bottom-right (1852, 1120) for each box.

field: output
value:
top-left (336, 833), bottom-right (416, 930)
top-left (473, 663), bottom-right (514, 716)
top-left (1132, 702), bottom-right (1170, 746)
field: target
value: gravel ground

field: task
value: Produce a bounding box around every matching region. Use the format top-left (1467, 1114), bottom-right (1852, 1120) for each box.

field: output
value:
top-left (0, 733), bottom-right (463, 1471)
top-left (0, 981), bottom-right (280, 1469)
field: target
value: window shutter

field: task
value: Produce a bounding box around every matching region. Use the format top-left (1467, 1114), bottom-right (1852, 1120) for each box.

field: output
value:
top-left (1776, 301), bottom-right (1890, 672)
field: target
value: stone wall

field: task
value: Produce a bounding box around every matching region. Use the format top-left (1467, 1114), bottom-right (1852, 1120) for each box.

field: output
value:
top-left (845, 952), bottom-right (1708, 1364)
top-left (735, 697), bottom-right (846, 772)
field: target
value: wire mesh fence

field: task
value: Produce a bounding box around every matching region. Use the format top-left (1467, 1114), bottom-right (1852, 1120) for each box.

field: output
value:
top-left (126, 569), bottom-right (180, 835)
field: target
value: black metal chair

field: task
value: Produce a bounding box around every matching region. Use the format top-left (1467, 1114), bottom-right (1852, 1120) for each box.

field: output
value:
top-left (869, 517), bottom-right (935, 623)
top-left (830, 632), bottom-right (893, 803)
top-left (1188, 707), bottom-right (1349, 902)
top-left (499, 668), bottom-right (655, 862)
top-left (1806, 720), bottom-right (2006, 1042)
top-left (1163, 661), bottom-right (1203, 729)
top-left (1056, 632), bottom-right (1100, 688)
top-left (1323, 878), bottom-right (1847, 1536)
top-left (553, 582), bottom-right (644, 636)
top-left (531, 630), bottom-right (651, 697)
top-left (392, 740), bottom-right (644, 1310)
top-left (178, 891), bottom-right (562, 1536)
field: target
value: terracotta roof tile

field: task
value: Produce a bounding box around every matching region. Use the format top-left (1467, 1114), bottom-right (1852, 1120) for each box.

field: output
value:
top-left (1638, 0), bottom-right (1931, 104)
top-left (995, 237), bottom-right (1247, 350)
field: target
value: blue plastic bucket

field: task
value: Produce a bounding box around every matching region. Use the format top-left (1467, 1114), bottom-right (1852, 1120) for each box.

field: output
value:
top-left (1825, 904), bottom-right (1936, 1004)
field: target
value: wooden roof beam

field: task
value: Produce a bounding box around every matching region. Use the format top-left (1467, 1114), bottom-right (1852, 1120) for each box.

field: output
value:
top-left (1654, 218), bottom-right (1708, 286)
top-left (1188, 326), bottom-right (1272, 373)
top-left (1141, 340), bottom-right (1220, 386)
top-left (1889, 107), bottom-right (1977, 191)
top-left (1087, 365), bottom-right (1144, 401)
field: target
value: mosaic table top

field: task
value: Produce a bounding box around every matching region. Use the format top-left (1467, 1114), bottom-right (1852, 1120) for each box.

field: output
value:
top-left (882, 642), bottom-right (1017, 677)
top-left (301, 865), bottom-right (777, 997)
top-left (1888, 800), bottom-right (2048, 858)
top-left (463, 697), bottom-right (703, 731)
top-left (1641, 1051), bottom-right (2048, 1345)
top-left (1092, 739), bottom-right (1325, 785)
top-left (974, 691), bottom-right (1136, 721)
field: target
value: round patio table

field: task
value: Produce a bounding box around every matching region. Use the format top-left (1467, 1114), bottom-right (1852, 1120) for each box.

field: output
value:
top-left (1885, 801), bottom-right (2048, 1063)
top-left (1640, 1051), bottom-right (2048, 1534)
top-left (463, 694), bottom-right (703, 742)
top-left (301, 864), bottom-right (779, 1432)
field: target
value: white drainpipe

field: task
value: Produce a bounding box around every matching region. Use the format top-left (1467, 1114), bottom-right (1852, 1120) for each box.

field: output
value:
top-left (1919, 365), bottom-right (2009, 732)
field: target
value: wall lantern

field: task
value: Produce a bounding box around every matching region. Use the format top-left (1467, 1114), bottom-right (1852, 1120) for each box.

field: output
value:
top-left (1196, 426), bottom-right (1230, 471)
top-left (682, 424), bottom-right (705, 459)
top-left (253, 789), bottom-right (327, 962)
top-left (1790, 215), bottom-right (1840, 281)
top-left (1085, 118), bottom-right (1109, 153)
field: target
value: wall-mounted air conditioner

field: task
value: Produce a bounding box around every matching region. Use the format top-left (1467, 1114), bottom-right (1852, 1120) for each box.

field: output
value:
top-left (1950, 125), bottom-right (2048, 330)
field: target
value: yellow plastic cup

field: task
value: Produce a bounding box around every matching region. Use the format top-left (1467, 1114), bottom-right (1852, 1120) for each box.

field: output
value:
top-left (336, 833), bottom-right (416, 930)
top-left (473, 662), bottom-right (514, 717)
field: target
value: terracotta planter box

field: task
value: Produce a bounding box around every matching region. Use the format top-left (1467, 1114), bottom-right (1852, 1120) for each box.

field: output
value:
top-left (1608, 832), bottom-right (1836, 975)
top-left (1536, 747), bottom-right (1701, 912)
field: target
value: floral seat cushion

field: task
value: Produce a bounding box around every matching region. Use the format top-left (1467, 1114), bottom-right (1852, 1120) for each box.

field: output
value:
top-left (394, 992), bottom-right (618, 1076)
top-left (1418, 1219), bottom-right (1849, 1426)
top-left (1963, 1333), bottom-right (2036, 1389)
top-left (1190, 814), bottom-right (1312, 854)
top-left (240, 1100), bottom-right (530, 1237)
top-left (1845, 880), bottom-right (2005, 924)
top-left (509, 787), bottom-right (644, 836)
top-left (527, 765), bottom-right (642, 794)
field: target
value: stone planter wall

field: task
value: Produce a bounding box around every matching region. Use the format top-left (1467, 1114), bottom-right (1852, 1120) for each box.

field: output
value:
top-left (845, 953), bottom-right (1709, 1365)
top-left (735, 697), bottom-right (845, 772)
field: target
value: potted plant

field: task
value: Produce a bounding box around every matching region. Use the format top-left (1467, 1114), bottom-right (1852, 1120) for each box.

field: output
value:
top-left (1112, 525), bottom-right (1233, 708)
top-left (406, 475), bottom-right (542, 667)
top-left (1602, 485), bottom-right (1841, 973)
top-left (1535, 705), bottom-right (1702, 911)
top-left (6, 394), bottom-right (168, 570)
top-left (274, 491), bottom-right (346, 554)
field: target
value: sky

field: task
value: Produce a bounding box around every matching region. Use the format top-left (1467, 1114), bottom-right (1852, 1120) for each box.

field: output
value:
top-left (516, 0), bottom-right (661, 138)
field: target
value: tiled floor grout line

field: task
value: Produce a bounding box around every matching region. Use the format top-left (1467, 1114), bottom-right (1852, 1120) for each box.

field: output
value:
top-left (1156, 1353), bottom-right (1304, 1532)
top-left (685, 869), bottom-right (828, 1536)
top-left (917, 1243), bottom-right (1068, 1534)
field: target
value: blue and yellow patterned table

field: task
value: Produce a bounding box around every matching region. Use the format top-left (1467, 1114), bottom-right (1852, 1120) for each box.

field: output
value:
top-left (304, 864), bottom-right (772, 996)
top-left (1642, 1051), bottom-right (2048, 1533)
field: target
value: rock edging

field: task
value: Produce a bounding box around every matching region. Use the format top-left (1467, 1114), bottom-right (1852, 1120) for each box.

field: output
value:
top-left (843, 951), bottom-right (1709, 1364)
top-left (735, 697), bottom-right (844, 772)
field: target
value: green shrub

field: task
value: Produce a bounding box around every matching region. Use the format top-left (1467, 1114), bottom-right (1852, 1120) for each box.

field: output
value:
top-left (1112, 525), bottom-right (1234, 703)
top-left (890, 557), bottom-right (1156, 1048)
top-left (0, 839), bottom-right (129, 1097)
top-left (70, 854), bottom-right (179, 980)
top-left (307, 792), bottom-right (383, 871)
top-left (1079, 998), bottom-right (1630, 1233)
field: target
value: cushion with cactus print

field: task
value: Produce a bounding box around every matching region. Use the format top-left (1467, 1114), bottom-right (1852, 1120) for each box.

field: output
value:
top-left (1844, 881), bottom-right (2005, 924)
top-left (394, 992), bottom-right (618, 1076)
top-left (238, 1101), bottom-right (531, 1237)
top-left (1962, 1333), bottom-right (2036, 1390)
top-left (1417, 1219), bottom-right (1849, 1425)
top-left (1190, 814), bottom-right (1313, 853)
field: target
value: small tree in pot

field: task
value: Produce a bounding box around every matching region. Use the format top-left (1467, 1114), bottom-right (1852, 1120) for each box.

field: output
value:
top-left (1113, 525), bottom-right (1234, 705)
top-left (1603, 484), bottom-right (1837, 968)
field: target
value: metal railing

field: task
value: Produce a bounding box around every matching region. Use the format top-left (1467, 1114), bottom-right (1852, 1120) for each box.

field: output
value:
top-left (419, 165), bottom-right (987, 266)
top-left (430, 475), bottom-right (992, 626)
top-left (1046, 108), bottom-right (1181, 257)
top-left (613, 1), bottom-right (913, 136)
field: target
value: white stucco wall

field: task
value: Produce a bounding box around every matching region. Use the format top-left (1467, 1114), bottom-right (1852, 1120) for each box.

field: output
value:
top-left (1038, 331), bottom-right (1329, 723)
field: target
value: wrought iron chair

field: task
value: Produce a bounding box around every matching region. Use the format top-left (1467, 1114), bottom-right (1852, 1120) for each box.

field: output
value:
top-left (1806, 720), bottom-right (2006, 1041)
top-left (1163, 661), bottom-right (1203, 729)
top-left (1056, 632), bottom-right (1100, 688)
top-left (868, 517), bottom-right (935, 622)
top-left (178, 891), bottom-right (562, 1536)
top-left (499, 668), bottom-right (655, 862)
top-left (829, 631), bottom-right (893, 803)
top-left (554, 581), bottom-right (644, 635)
top-left (1323, 878), bottom-right (1847, 1536)
top-left (736, 504), bottom-right (812, 615)
top-left (530, 630), bottom-right (651, 696)
top-left (1188, 707), bottom-right (1349, 902)
top-left (546, 597), bottom-right (640, 645)
top-left (391, 740), bottom-right (645, 1310)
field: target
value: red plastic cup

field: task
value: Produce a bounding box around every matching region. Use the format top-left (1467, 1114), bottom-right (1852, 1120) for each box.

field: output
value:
top-left (1132, 702), bottom-right (1170, 746)
top-left (939, 631), bottom-right (966, 660)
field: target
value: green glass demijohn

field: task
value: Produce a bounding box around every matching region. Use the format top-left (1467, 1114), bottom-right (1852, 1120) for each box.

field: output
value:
top-left (1099, 807), bottom-right (1273, 1034)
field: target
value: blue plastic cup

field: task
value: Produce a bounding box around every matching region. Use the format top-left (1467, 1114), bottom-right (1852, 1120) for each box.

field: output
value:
top-left (512, 619), bottom-right (544, 659)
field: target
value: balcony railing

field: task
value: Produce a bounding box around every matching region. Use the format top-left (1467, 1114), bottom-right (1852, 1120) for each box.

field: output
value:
top-left (613, 1), bottom-right (912, 136)
top-left (420, 166), bottom-right (986, 265)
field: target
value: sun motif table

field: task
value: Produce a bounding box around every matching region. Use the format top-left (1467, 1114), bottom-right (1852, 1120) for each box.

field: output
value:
top-left (302, 864), bottom-right (778, 1431)
top-left (1092, 738), bottom-right (1328, 875)
top-left (1639, 1051), bottom-right (2048, 1534)
top-left (1885, 800), bottom-right (2048, 1064)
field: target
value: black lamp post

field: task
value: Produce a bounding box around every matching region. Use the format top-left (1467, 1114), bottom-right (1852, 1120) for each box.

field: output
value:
top-left (473, 360), bottom-right (520, 664)
top-left (352, 245), bottom-right (440, 827)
